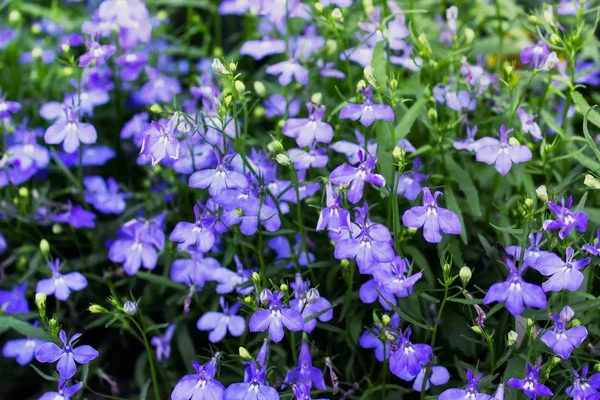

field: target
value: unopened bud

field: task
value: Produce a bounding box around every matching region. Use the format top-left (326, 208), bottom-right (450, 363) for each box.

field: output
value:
top-left (584, 174), bottom-right (600, 189)
top-left (508, 137), bottom-right (520, 146)
top-left (49, 318), bottom-right (57, 329)
top-left (276, 153), bottom-right (291, 166)
top-left (149, 104), bottom-right (163, 113)
top-left (527, 318), bottom-right (534, 328)
top-left (428, 108), bottom-right (438, 121)
top-left (62, 67), bottom-right (73, 77)
top-left (8, 10), bottom-right (21, 24)
top-left (315, 2), bottom-right (324, 13)
top-left (504, 64), bottom-right (514, 76)
top-left (234, 80), bottom-right (245, 93)
top-left (356, 80), bottom-right (366, 92)
top-left (540, 52), bottom-right (558, 71)
top-left (393, 146), bottom-right (405, 162)
top-left (543, 5), bottom-right (555, 25)
top-left (32, 23), bottom-right (41, 34)
top-left (239, 347), bottom-right (253, 360)
top-left (280, 283), bottom-right (288, 292)
top-left (536, 185), bottom-right (548, 202)
top-left (35, 292), bottom-right (47, 309)
top-left (381, 314), bottom-right (391, 327)
top-left (464, 28), bottom-right (475, 45)
top-left (390, 79), bottom-right (398, 90)
top-left (459, 266), bottom-right (472, 286)
top-left (157, 10), bottom-right (169, 21)
top-left (363, 65), bottom-right (377, 88)
top-left (251, 272), bottom-right (260, 285)
top-left (311, 92), bottom-right (322, 105)
top-left (61, 43), bottom-right (70, 54)
top-left (89, 304), bottom-right (108, 313)
top-left (244, 296), bottom-right (253, 305)
top-left (506, 330), bottom-right (518, 346)
top-left (39, 239), bottom-right (50, 259)
top-left (123, 301), bottom-right (138, 315)
top-left (524, 198), bottom-right (534, 209)
top-left (471, 325), bottom-right (483, 334)
top-left (224, 95), bottom-right (233, 108)
top-left (52, 224), bottom-right (62, 235)
top-left (212, 58), bottom-right (230, 75)
top-left (267, 140), bottom-right (285, 153)
top-left (253, 81), bottom-right (267, 97)
top-left (307, 288), bottom-right (320, 304)
top-left (529, 15), bottom-right (539, 25)
top-left (260, 289), bottom-right (272, 306)
top-left (571, 318), bottom-right (581, 327)
top-left (32, 47), bottom-right (43, 59)
top-left (331, 8), bottom-right (343, 22)
top-left (229, 62), bottom-right (237, 72)
top-left (340, 259), bottom-right (350, 269)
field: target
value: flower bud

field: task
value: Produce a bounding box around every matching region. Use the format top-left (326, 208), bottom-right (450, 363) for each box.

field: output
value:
top-left (276, 153), bottom-right (291, 166)
top-left (52, 224), bottom-right (62, 235)
top-left (224, 95), bottom-right (233, 108)
top-left (315, 2), bottom-right (324, 13)
top-left (540, 52), bottom-right (558, 71)
top-left (280, 283), bottom-right (288, 292)
top-left (8, 10), bottom-right (21, 24)
top-left (234, 80), bottom-right (245, 93)
top-left (459, 266), bottom-right (472, 286)
top-left (340, 259), bottom-right (350, 269)
top-left (212, 58), bottom-right (230, 75)
top-left (123, 301), bottom-right (138, 315)
top-left (331, 8), bottom-right (343, 22)
top-left (381, 314), bottom-right (391, 327)
top-left (325, 39), bottom-right (337, 54)
top-left (149, 104), bottom-right (163, 113)
top-left (62, 67), bottom-right (73, 77)
top-left (363, 65), bottom-right (377, 88)
top-left (49, 318), bottom-right (57, 330)
top-left (267, 140), bottom-right (285, 153)
top-left (61, 44), bottom-right (70, 54)
top-left (307, 288), bottom-right (320, 304)
top-left (524, 198), bottom-right (534, 209)
top-left (32, 47), bottom-right (43, 59)
top-left (393, 146), bottom-right (405, 162)
top-left (536, 185), bottom-right (548, 202)
top-left (39, 239), bottom-right (50, 259)
top-left (506, 330), bottom-right (518, 346)
top-left (543, 5), bottom-right (555, 25)
top-left (595, 362), bottom-right (600, 373)
top-left (32, 23), bottom-right (41, 34)
top-left (157, 10), bottom-right (169, 21)
top-left (427, 108), bottom-right (438, 121)
top-left (471, 325), bottom-right (483, 334)
top-left (551, 356), bottom-right (561, 367)
top-left (585, 174), bottom-right (600, 189)
top-left (529, 15), bottom-right (539, 25)
top-left (35, 292), bottom-right (47, 309)
top-left (356, 80), bottom-right (366, 93)
top-left (311, 92), bottom-right (322, 105)
top-left (362, 0), bottom-right (374, 12)
top-left (239, 347), bottom-right (253, 360)
top-left (571, 318), bottom-right (581, 327)
top-left (527, 318), bottom-right (534, 329)
top-left (89, 304), bottom-right (109, 313)
top-left (260, 289), bottom-right (272, 306)
top-left (508, 137), bottom-right (520, 146)
top-left (442, 262), bottom-right (451, 276)
top-left (390, 79), bottom-right (398, 90)
top-left (244, 296), bottom-right (253, 305)
top-left (251, 272), bottom-right (261, 285)
top-left (253, 81), bottom-right (267, 97)
top-left (229, 62), bottom-right (237, 72)
top-left (464, 28), bottom-right (475, 45)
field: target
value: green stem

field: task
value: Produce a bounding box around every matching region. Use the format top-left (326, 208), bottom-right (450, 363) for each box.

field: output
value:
top-left (128, 316), bottom-right (161, 400)
top-left (289, 165), bottom-right (308, 268)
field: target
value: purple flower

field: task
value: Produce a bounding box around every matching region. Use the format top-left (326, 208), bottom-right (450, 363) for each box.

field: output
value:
top-left (172, 357), bottom-right (225, 400)
top-left (359, 313), bottom-right (401, 361)
top-left (52, 202), bottom-right (96, 229)
top-left (0, 29), bottom-right (14, 49)
top-left (520, 41), bottom-right (550, 69)
top-left (249, 291), bottom-right (304, 343)
top-left (0, 89), bottom-right (22, 119)
top-left (507, 363), bottom-right (553, 399)
top-left (137, 67), bottom-right (181, 105)
top-left (264, 95), bottom-right (300, 118)
top-left (412, 364), bottom-right (450, 392)
top-left (151, 324), bottom-right (175, 362)
top-left (373, 256), bottom-right (422, 296)
top-left (506, 232), bottom-right (548, 266)
top-left (108, 223), bottom-right (158, 275)
top-left (330, 130), bottom-right (378, 164)
top-left (540, 306), bottom-right (587, 359)
top-left (171, 251), bottom-right (220, 287)
top-left (140, 112), bottom-right (180, 168)
top-left (292, 382), bottom-right (327, 400)
top-left (78, 35), bottom-right (116, 67)
top-left (115, 52), bottom-right (148, 81)
top-left (359, 279), bottom-right (397, 310)
top-left (396, 158), bottom-right (427, 201)
top-left (330, 151), bottom-right (386, 204)
top-left (584, 229), bottom-right (600, 256)
top-left (197, 297), bottom-right (245, 343)
top-left (566, 365), bottom-right (600, 400)
top-left (453, 125), bottom-right (495, 152)
top-left (2, 331), bottom-right (45, 365)
top-left (44, 106), bottom-right (97, 153)
top-left (340, 86), bottom-right (394, 127)
top-left (36, 259), bottom-right (87, 301)
top-left (189, 154), bottom-right (248, 196)
top-left (0, 283), bottom-right (29, 314)
top-left (475, 125), bottom-right (532, 176)
top-left (35, 330), bottom-right (98, 379)
top-left (543, 196), bottom-right (588, 240)
top-left (38, 381), bottom-right (83, 400)
top-left (483, 258), bottom-right (546, 316)
top-left (389, 328), bottom-right (433, 379)
top-left (84, 176), bottom-right (128, 214)
top-left (282, 102), bottom-right (334, 147)
top-left (0, 232), bottom-right (5, 254)
top-left (290, 274), bottom-right (333, 333)
top-left (240, 38), bottom-right (286, 60)
top-left (284, 339), bottom-right (327, 390)
top-left (269, 235), bottom-right (314, 268)
top-left (402, 187), bottom-right (461, 243)
top-left (287, 147), bottom-right (328, 170)
top-left (170, 204), bottom-right (217, 253)
top-left (439, 369), bottom-right (491, 400)
top-left (213, 255), bottom-right (254, 295)
top-left (266, 59), bottom-right (309, 86)
top-left (316, 182), bottom-right (350, 233)
top-left (225, 361), bottom-right (279, 400)
top-left (534, 247), bottom-right (590, 292)
top-left (517, 108), bottom-right (543, 141)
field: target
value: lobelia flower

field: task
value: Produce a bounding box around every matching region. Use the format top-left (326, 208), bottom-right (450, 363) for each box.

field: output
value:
top-left (0, 283), bottom-right (29, 313)
top-left (84, 176), bottom-right (128, 214)
top-left (2, 329), bottom-right (45, 365)
top-left (389, 328), bottom-right (433, 379)
top-left (282, 102), bottom-right (334, 147)
top-left (0, 232), bottom-right (6, 253)
top-left (340, 86), bottom-right (394, 127)
top-left (396, 158), bottom-right (428, 201)
top-left (189, 154), bottom-right (248, 196)
top-left (316, 183), bottom-right (351, 233)
top-left (566, 365), bottom-right (600, 400)
top-left (137, 67), bottom-right (181, 105)
top-left (264, 95), bottom-right (301, 118)
top-left (329, 150), bottom-right (386, 204)
top-left (292, 382), bottom-right (328, 400)
top-left (543, 196), bottom-right (588, 240)
top-left (170, 203), bottom-right (218, 253)
top-left (52, 202), bottom-right (96, 229)
top-left (268, 235), bottom-right (315, 268)
top-left (411, 364), bottom-right (450, 392)
top-left (534, 247), bottom-right (590, 292)
top-left (108, 223), bottom-right (158, 275)
top-left (170, 250), bottom-right (221, 288)
top-left (36, 259), bottom-right (87, 301)
top-left (584, 229), bottom-right (600, 256)
top-left (151, 324), bottom-right (176, 362)
top-left (266, 59), bottom-right (309, 86)
top-left (78, 35), bottom-right (116, 67)
top-left (475, 125), bottom-right (532, 176)
top-left (520, 41), bottom-right (550, 69)
top-left (539, 306), bottom-right (587, 359)
top-left (491, 384), bottom-right (504, 400)
top-left (360, 279), bottom-right (397, 310)
top-left (483, 258), bottom-right (546, 316)
top-left (289, 274), bottom-right (333, 333)
top-left (44, 106), bottom-right (97, 154)
top-left (453, 125), bottom-right (495, 153)
top-left (330, 130), bottom-right (378, 165)
top-left (284, 340), bottom-right (327, 390)
top-left (0, 89), bottom-right (22, 119)
top-left (439, 369), bottom-right (491, 400)
top-left (213, 255), bottom-right (254, 295)
top-left (35, 330), bottom-right (98, 379)
top-left (38, 381), bottom-right (83, 400)
top-left (115, 52), bottom-right (148, 81)
top-left (359, 313), bottom-right (401, 361)
top-left (506, 232), bottom-right (548, 266)
top-left (517, 107), bottom-right (543, 141)
top-left (140, 112), bottom-right (180, 168)
top-left (225, 361), bottom-right (279, 400)
top-left (249, 290), bottom-right (304, 343)
top-left (402, 187), bottom-right (462, 243)
top-left (372, 256), bottom-right (423, 296)
top-left (507, 363), bottom-right (553, 399)
top-left (197, 297), bottom-right (245, 343)
top-left (172, 356), bottom-right (225, 400)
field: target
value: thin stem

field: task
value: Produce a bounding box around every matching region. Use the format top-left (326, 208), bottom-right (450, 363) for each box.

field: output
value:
top-left (128, 316), bottom-right (161, 400)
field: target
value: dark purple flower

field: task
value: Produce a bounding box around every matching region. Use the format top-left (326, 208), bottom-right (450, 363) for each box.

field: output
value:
top-left (0, 233), bottom-right (5, 254)
top-left (36, 259), bottom-right (87, 301)
top-left (0, 89), bottom-right (21, 119)
top-left (140, 112), bottom-right (180, 168)
top-left (289, 274), bottom-right (333, 333)
top-left (282, 102), bottom-right (334, 147)
top-left (285, 339), bottom-right (326, 390)
top-left (584, 229), bottom-right (600, 256)
top-left (38, 381), bottom-right (83, 400)
top-left (543, 196), bottom-right (588, 240)
top-left (329, 150), bottom-right (386, 204)
top-left (266, 59), bottom-right (309, 86)
top-left (172, 357), bottom-right (225, 400)
top-left (78, 35), bottom-right (116, 67)
top-left (396, 158), bottom-right (427, 201)
top-left (402, 187), bottom-right (461, 243)
top-left (2, 331), bottom-right (45, 365)
top-left (389, 328), bottom-right (433, 378)
top-left (520, 41), bottom-right (550, 69)
top-left (84, 176), bottom-right (128, 214)
top-left (506, 232), bottom-right (548, 266)
top-left (197, 297), bottom-right (245, 343)
top-left (225, 361), bottom-right (279, 400)
top-left (151, 324), bottom-right (175, 362)
top-left (439, 369), bottom-right (491, 400)
top-left (483, 258), bottom-right (546, 316)
top-left (534, 247), bottom-right (590, 292)
top-left (475, 125), bottom-right (532, 176)
top-left (0, 283), bottom-right (29, 314)
top-left (373, 256), bottom-right (422, 296)
top-left (52, 202), bottom-right (96, 229)
top-left (44, 106), bottom-right (97, 153)
top-left (507, 363), bottom-right (553, 399)
top-left (540, 306), bottom-right (587, 359)
top-left (340, 86), bottom-right (394, 127)
top-left (566, 365), bottom-right (600, 400)
top-left (316, 182), bottom-right (350, 233)
top-left (249, 291), bottom-right (304, 343)
top-left (35, 330), bottom-right (98, 379)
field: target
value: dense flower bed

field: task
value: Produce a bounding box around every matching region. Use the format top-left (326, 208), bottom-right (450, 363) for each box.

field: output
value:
top-left (1, 0), bottom-right (600, 399)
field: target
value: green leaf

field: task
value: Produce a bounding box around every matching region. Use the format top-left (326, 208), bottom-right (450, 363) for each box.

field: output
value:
top-left (370, 41), bottom-right (387, 89)
top-left (394, 98), bottom-right (427, 141)
top-left (540, 109), bottom-right (565, 137)
top-left (444, 187), bottom-right (468, 244)
top-left (176, 324), bottom-right (197, 370)
top-left (446, 157), bottom-right (482, 217)
top-left (144, 322), bottom-right (171, 334)
top-left (583, 105), bottom-right (600, 162)
top-left (136, 272), bottom-right (188, 292)
top-left (489, 223), bottom-right (523, 235)
top-left (0, 316), bottom-right (54, 342)
top-left (572, 90), bottom-right (600, 128)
